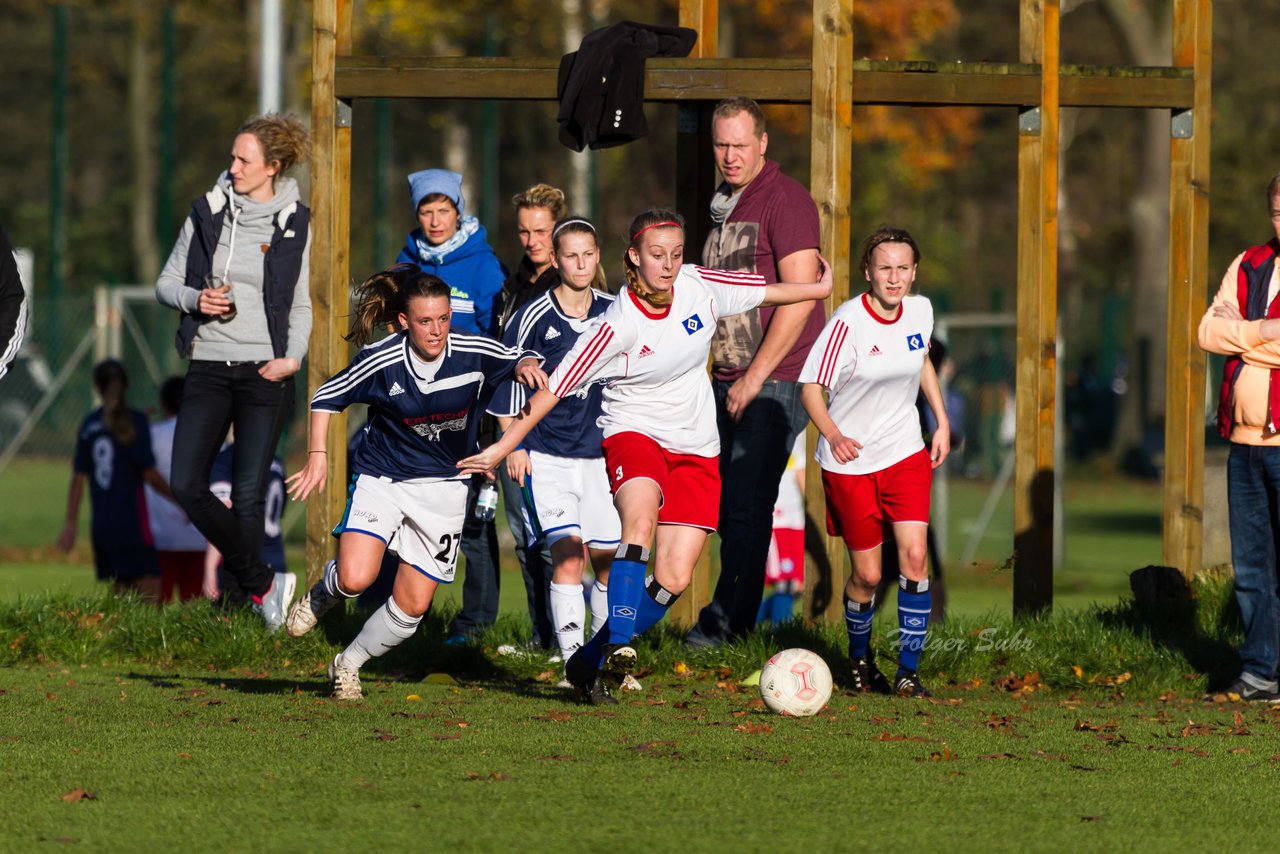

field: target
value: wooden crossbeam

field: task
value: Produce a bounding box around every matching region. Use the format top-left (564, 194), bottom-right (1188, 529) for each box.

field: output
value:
top-left (334, 56), bottom-right (1192, 109)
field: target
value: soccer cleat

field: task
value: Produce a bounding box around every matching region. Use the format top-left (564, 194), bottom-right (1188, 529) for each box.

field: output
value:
top-left (1211, 678), bottom-right (1280, 703)
top-left (328, 655), bottom-right (363, 701)
top-left (850, 655), bottom-right (892, 695)
top-left (564, 647), bottom-right (599, 694)
top-left (600, 642), bottom-right (637, 690)
top-left (256, 571), bottom-right (296, 633)
top-left (585, 676), bottom-right (619, 706)
top-left (894, 669), bottom-right (931, 699)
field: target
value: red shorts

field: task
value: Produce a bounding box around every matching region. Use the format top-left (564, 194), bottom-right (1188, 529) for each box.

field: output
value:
top-left (601, 431), bottom-right (720, 531)
top-left (822, 448), bottom-right (932, 552)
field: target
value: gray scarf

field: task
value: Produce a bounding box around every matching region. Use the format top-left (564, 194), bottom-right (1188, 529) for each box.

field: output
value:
top-left (708, 181), bottom-right (742, 258)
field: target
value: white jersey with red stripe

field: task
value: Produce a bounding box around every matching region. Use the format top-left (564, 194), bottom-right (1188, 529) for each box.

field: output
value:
top-left (799, 292), bottom-right (933, 475)
top-left (548, 264), bottom-right (766, 456)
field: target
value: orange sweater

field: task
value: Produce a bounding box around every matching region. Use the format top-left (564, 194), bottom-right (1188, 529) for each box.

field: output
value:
top-left (1198, 250), bottom-right (1280, 446)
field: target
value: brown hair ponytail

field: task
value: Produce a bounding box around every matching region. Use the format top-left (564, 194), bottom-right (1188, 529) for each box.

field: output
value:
top-left (92, 359), bottom-right (135, 446)
top-left (347, 264), bottom-right (453, 346)
top-left (623, 208), bottom-right (684, 307)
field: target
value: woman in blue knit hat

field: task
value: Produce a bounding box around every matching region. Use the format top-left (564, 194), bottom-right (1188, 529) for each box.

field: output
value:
top-left (396, 169), bottom-right (505, 336)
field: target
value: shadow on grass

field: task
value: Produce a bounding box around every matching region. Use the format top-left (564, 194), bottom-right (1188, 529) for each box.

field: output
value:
top-left (1096, 566), bottom-right (1241, 691)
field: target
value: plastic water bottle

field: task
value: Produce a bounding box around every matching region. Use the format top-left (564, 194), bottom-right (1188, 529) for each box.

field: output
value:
top-left (474, 480), bottom-right (499, 521)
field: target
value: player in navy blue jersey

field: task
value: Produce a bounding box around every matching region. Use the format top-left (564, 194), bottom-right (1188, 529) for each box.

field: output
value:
top-left (57, 360), bottom-right (172, 600)
top-left (489, 216), bottom-right (624, 677)
top-left (284, 266), bottom-right (544, 700)
top-left (206, 433), bottom-right (289, 604)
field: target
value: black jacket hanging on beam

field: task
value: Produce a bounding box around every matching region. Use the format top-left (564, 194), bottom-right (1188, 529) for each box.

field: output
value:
top-left (556, 21), bottom-right (698, 152)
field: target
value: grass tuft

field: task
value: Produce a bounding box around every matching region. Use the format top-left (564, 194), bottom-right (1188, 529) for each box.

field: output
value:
top-left (0, 572), bottom-right (1243, 697)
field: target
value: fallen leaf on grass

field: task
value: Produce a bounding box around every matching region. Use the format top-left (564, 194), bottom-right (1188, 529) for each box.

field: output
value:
top-left (1080, 816), bottom-right (1104, 822)
top-left (734, 721), bottom-right (773, 734)
top-left (995, 672), bottom-right (1041, 693)
top-left (1032, 750), bottom-right (1068, 762)
top-left (405, 694), bottom-right (422, 702)
top-left (926, 747), bottom-right (958, 762)
top-left (673, 662), bottom-right (689, 675)
top-left (877, 731), bottom-right (933, 743)
top-left (61, 788), bottom-right (96, 802)
top-left (1179, 722), bottom-right (1214, 737)
top-left (953, 678), bottom-right (983, 690)
top-left (464, 771), bottom-right (509, 782)
top-left (370, 729), bottom-right (399, 741)
top-left (1073, 719), bottom-right (1117, 732)
top-left (980, 752), bottom-right (1019, 760)
top-left (984, 714), bottom-right (1017, 733)
top-left (1148, 745), bottom-right (1209, 757)
top-left (1230, 747), bottom-right (1251, 754)
top-left (178, 753), bottom-right (192, 759)
top-left (534, 710), bottom-right (572, 722)
top-left (1071, 665), bottom-right (1084, 679)
top-left (445, 719), bottom-right (469, 728)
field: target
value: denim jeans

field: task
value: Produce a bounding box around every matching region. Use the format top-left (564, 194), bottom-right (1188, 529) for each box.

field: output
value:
top-left (695, 378), bottom-right (809, 640)
top-left (170, 360), bottom-right (295, 600)
top-left (451, 476), bottom-right (502, 636)
top-left (500, 465), bottom-right (554, 648)
top-left (1227, 443), bottom-right (1280, 685)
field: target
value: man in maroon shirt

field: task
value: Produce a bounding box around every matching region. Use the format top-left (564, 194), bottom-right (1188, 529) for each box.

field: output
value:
top-left (688, 97), bottom-right (824, 647)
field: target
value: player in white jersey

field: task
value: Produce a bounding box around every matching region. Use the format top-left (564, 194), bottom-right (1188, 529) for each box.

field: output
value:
top-left (284, 266), bottom-right (544, 700)
top-left (800, 226), bottom-right (950, 699)
top-left (460, 208), bottom-right (832, 704)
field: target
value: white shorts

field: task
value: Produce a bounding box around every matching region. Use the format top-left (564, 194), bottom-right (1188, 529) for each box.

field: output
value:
top-left (525, 451), bottom-right (621, 549)
top-left (340, 474), bottom-right (467, 583)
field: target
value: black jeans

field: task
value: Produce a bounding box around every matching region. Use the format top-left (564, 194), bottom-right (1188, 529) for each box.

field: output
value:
top-left (696, 378), bottom-right (808, 640)
top-left (170, 360), bottom-right (295, 601)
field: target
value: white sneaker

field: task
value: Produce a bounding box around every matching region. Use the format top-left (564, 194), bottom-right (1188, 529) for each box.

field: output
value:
top-left (328, 655), bottom-right (363, 701)
top-left (621, 674), bottom-right (643, 692)
top-left (257, 571), bottom-right (296, 633)
top-left (286, 561), bottom-right (339, 638)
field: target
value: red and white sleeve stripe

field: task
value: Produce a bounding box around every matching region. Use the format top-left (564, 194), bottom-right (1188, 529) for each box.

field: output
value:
top-left (552, 322), bottom-right (615, 398)
top-left (816, 320), bottom-right (849, 387)
top-left (693, 265), bottom-right (767, 287)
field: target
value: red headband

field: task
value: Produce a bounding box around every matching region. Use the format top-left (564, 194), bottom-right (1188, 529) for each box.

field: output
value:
top-left (631, 221), bottom-right (682, 242)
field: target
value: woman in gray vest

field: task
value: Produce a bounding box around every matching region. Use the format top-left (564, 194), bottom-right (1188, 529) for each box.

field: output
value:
top-left (155, 113), bottom-right (312, 630)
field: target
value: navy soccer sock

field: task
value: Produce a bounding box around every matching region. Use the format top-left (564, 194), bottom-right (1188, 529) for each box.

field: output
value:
top-left (897, 577), bottom-right (931, 674)
top-left (631, 575), bottom-right (681, 637)
top-left (845, 595), bottom-right (876, 660)
top-left (606, 544), bottom-right (649, 645)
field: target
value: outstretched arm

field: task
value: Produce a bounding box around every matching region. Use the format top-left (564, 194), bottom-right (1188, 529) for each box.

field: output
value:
top-left (918, 358), bottom-right (951, 469)
top-left (286, 410), bottom-right (333, 501)
top-left (458, 389), bottom-right (561, 475)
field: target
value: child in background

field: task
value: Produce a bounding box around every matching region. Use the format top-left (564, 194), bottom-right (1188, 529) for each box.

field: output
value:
top-left (757, 433), bottom-right (806, 625)
top-left (147, 376), bottom-right (208, 602)
top-left (57, 359), bottom-right (171, 601)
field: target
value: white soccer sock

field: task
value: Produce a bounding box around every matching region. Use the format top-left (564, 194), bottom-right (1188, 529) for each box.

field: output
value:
top-left (589, 581), bottom-right (608, 639)
top-left (338, 596), bottom-right (421, 670)
top-left (550, 581), bottom-right (586, 658)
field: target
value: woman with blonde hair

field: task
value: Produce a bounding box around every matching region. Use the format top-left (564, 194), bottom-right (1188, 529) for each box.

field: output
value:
top-left (155, 113), bottom-right (312, 629)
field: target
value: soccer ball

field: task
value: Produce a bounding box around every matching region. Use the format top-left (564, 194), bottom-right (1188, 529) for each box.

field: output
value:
top-left (759, 648), bottom-right (833, 717)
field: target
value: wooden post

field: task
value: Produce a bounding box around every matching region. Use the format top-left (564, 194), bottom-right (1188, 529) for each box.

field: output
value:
top-left (1012, 0), bottom-right (1059, 617)
top-left (669, 0), bottom-right (718, 630)
top-left (803, 0), bottom-right (853, 625)
top-left (1164, 0), bottom-right (1211, 577)
top-left (305, 0), bottom-right (353, 585)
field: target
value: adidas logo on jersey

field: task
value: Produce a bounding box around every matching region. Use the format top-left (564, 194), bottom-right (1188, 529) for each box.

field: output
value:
top-left (389, 381), bottom-right (406, 396)
top-left (868, 345), bottom-right (882, 356)
top-left (638, 345), bottom-right (654, 358)
top-left (544, 327), bottom-right (561, 341)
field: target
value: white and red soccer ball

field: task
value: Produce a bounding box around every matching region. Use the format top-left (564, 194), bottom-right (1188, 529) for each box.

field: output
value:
top-left (759, 648), bottom-right (833, 716)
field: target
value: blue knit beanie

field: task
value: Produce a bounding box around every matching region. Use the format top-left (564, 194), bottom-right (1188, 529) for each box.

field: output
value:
top-left (407, 169), bottom-right (465, 218)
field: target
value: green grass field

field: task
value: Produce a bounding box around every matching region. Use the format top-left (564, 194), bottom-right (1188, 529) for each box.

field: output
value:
top-left (0, 577), bottom-right (1276, 851)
